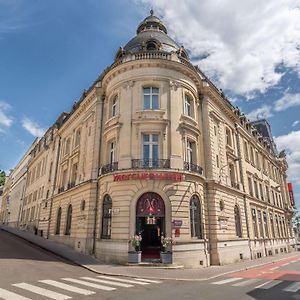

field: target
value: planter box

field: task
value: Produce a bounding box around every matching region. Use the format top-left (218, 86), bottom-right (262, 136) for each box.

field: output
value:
top-left (160, 251), bottom-right (172, 264)
top-left (128, 251), bottom-right (141, 264)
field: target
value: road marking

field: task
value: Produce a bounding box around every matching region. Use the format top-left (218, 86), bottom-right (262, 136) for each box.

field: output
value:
top-left (270, 266), bottom-right (279, 270)
top-left (133, 278), bottom-right (162, 283)
top-left (211, 278), bottom-right (243, 285)
top-left (12, 283), bottom-right (71, 300)
top-left (259, 280), bottom-right (282, 289)
top-left (80, 277), bottom-right (133, 288)
top-left (254, 280), bottom-right (273, 289)
top-left (96, 276), bottom-right (149, 285)
top-left (283, 282), bottom-right (300, 293)
top-left (61, 278), bottom-right (115, 291)
top-left (291, 260), bottom-right (297, 263)
top-left (281, 263), bottom-right (289, 266)
top-left (0, 288), bottom-right (31, 300)
top-left (39, 280), bottom-right (95, 295)
top-left (232, 279), bottom-right (260, 287)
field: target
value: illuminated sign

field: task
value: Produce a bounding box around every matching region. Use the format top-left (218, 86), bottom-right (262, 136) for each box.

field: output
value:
top-left (288, 183), bottom-right (295, 207)
top-left (113, 172), bottom-right (185, 182)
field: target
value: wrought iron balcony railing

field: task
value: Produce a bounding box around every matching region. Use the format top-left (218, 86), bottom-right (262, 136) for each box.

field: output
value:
top-left (101, 162), bottom-right (118, 174)
top-left (231, 182), bottom-right (240, 190)
top-left (67, 182), bottom-right (75, 190)
top-left (58, 186), bottom-right (65, 194)
top-left (132, 159), bottom-right (170, 169)
top-left (184, 162), bottom-right (203, 175)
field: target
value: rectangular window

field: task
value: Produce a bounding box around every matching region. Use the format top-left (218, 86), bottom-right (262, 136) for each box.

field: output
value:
top-left (254, 180), bottom-right (259, 198)
top-left (248, 177), bottom-right (253, 197)
top-left (263, 211), bottom-right (269, 238)
top-left (257, 210), bottom-right (264, 238)
top-left (184, 95), bottom-right (194, 117)
top-left (111, 96), bottom-right (117, 117)
top-left (71, 163), bottom-right (78, 183)
top-left (252, 208), bottom-right (258, 238)
top-left (143, 134), bottom-right (159, 167)
top-left (270, 213), bottom-right (275, 238)
top-left (259, 183), bottom-right (264, 200)
top-left (226, 128), bottom-right (232, 147)
top-left (244, 141), bottom-right (249, 161)
top-left (143, 87), bottom-right (159, 109)
top-left (109, 142), bottom-right (116, 164)
top-left (265, 185), bottom-right (270, 203)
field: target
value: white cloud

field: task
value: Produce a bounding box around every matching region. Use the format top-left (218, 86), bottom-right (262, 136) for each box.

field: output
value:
top-left (21, 117), bottom-right (45, 137)
top-left (274, 93), bottom-right (300, 111)
top-left (246, 105), bottom-right (273, 121)
top-left (0, 101), bottom-right (13, 128)
top-left (275, 131), bottom-right (300, 204)
top-left (292, 120), bottom-right (299, 127)
top-left (138, 0), bottom-right (300, 96)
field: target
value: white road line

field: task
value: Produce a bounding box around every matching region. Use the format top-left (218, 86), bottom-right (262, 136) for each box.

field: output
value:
top-left (133, 278), bottom-right (162, 283)
top-left (61, 278), bottom-right (115, 291)
top-left (254, 280), bottom-right (273, 289)
top-left (232, 279), bottom-right (260, 287)
top-left (259, 280), bottom-right (282, 289)
top-left (39, 280), bottom-right (95, 296)
top-left (283, 282), bottom-right (300, 293)
top-left (211, 277), bottom-right (243, 285)
top-left (270, 266), bottom-right (279, 270)
top-left (12, 283), bottom-right (71, 300)
top-left (291, 260), bottom-right (297, 263)
top-left (281, 263), bottom-right (289, 266)
top-left (96, 276), bottom-right (149, 285)
top-left (80, 277), bottom-right (133, 288)
top-left (0, 288), bottom-right (32, 300)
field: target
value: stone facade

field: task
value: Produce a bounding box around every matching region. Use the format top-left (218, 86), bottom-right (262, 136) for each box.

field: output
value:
top-left (0, 12), bottom-right (296, 267)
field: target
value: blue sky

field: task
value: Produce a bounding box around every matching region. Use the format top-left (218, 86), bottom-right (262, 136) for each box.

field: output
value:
top-left (0, 0), bottom-right (299, 208)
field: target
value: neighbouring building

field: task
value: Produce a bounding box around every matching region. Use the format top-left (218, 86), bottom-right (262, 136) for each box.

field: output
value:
top-left (0, 11), bottom-right (296, 267)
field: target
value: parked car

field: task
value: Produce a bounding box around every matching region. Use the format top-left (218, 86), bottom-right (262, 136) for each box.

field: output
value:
top-left (296, 242), bottom-right (300, 251)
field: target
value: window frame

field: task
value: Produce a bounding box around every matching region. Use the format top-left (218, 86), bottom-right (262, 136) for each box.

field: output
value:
top-left (190, 195), bottom-right (203, 239)
top-left (101, 195), bottom-right (112, 239)
top-left (143, 87), bottom-right (159, 110)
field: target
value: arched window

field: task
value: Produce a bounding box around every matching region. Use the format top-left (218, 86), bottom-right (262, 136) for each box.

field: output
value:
top-left (101, 195), bottom-right (112, 239)
top-left (190, 195), bottom-right (203, 239)
top-left (55, 207), bottom-right (62, 235)
top-left (234, 205), bottom-right (242, 238)
top-left (146, 41), bottom-right (157, 50)
top-left (65, 204), bottom-right (72, 235)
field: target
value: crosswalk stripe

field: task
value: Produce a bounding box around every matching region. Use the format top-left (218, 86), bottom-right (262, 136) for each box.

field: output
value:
top-left (80, 277), bottom-right (133, 288)
top-left (283, 282), bottom-right (300, 293)
top-left (0, 288), bottom-right (32, 300)
top-left (61, 278), bottom-right (116, 291)
top-left (39, 280), bottom-right (95, 296)
top-left (12, 283), bottom-right (71, 300)
top-left (232, 279), bottom-right (260, 287)
top-left (96, 276), bottom-right (149, 285)
top-left (133, 278), bottom-right (162, 283)
top-left (259, 280), bottom-right (282, 289)
top-left (212, 277), bottom-right (243, 285)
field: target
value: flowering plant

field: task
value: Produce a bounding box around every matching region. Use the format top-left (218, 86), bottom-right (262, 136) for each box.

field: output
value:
top-left (129, 234), bottom-right (142, 251)
top-left (161, 236), bottom-right (175, 251)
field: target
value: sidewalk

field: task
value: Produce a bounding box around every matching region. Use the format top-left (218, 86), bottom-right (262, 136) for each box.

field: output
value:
top-left (1, 224), bottom-right (299, 281)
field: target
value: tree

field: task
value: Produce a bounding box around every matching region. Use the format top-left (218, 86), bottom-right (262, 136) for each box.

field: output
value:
top-left (0, 170), bottom-right (5, 187)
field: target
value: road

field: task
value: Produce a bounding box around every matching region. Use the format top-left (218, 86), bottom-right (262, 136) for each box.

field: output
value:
top-left (0, 229), bottom-right (299, 300)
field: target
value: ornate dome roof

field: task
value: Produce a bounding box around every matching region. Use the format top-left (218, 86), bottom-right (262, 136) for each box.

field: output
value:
top-left (116, 10), bottom-right (189, 60)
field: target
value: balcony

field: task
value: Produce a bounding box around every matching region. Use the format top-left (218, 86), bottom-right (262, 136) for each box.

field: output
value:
top-left (184, 162), bottom-right (203, 175)
top-left (231, 182), bottom-right (240, 190)
top-left (58, 186), bottom-right (65, 194)
top-left (132, 159), bottom-right (170, 169)
top-left (67, 182), bottom-right (75, 190)
top-left (101, 162), bottom-right (118, 174)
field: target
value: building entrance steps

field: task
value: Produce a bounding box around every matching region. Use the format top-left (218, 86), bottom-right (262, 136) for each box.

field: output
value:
top-left (0, 224), bottom-right (299, 281)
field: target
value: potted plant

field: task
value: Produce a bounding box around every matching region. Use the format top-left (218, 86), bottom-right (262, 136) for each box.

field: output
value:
top-left (160, 236), bottom-right (174, 264)
top-left (128, 234), bottom-right (142, 264)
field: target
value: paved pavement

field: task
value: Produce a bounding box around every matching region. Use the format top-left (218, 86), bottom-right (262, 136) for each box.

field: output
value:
top-left (1, 224), bottom-right (299, 281)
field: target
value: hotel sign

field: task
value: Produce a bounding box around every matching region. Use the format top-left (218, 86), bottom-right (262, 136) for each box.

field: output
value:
top-left (113, 172), bottom-right (185, 182)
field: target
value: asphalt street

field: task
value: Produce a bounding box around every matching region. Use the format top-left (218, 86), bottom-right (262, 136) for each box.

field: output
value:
top-left (0, 229), bottom-right (299, 300)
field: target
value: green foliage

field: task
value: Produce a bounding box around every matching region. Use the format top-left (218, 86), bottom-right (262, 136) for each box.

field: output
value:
top-left (0, 170), bottom-right (5, 187)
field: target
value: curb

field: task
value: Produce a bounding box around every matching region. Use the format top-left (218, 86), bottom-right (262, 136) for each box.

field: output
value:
top-left (1, 226), bottom-right (299, 282)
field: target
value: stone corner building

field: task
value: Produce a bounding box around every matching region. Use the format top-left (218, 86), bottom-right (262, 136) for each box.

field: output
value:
top-left (1, 12), bottom-right (296, 267)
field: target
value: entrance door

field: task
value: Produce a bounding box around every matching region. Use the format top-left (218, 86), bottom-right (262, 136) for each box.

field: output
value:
top-left (136, 192), bottom-right (165, 260)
